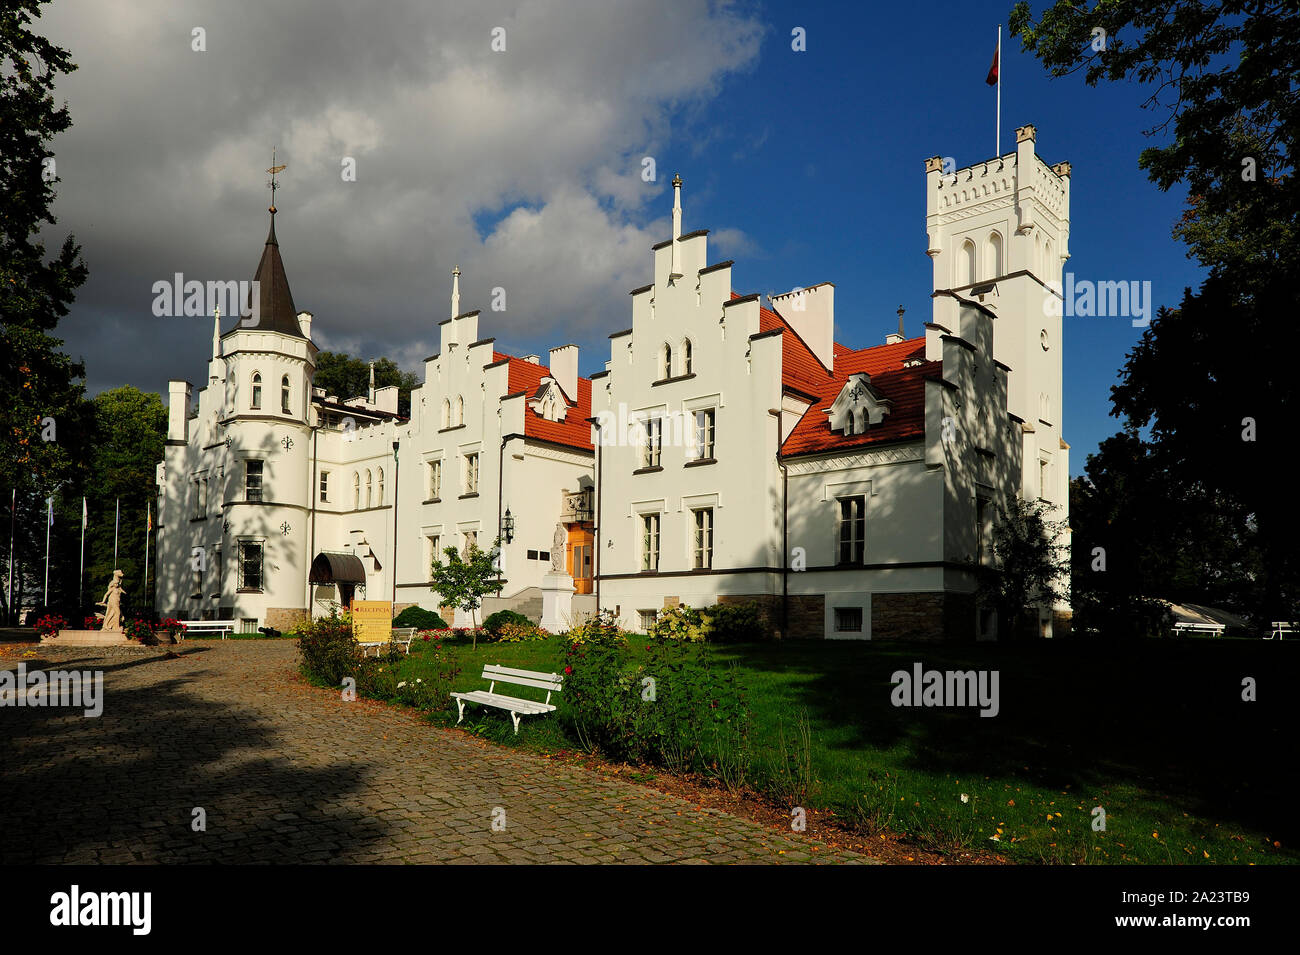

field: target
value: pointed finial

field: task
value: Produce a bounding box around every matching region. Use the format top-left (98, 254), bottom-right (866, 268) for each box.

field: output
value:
top-left (451, 265), bottom-right (461, 319)
top-left (212, 305), bottom-right (222, 360)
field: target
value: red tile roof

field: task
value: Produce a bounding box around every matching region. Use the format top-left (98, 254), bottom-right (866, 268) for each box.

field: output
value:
top-left (780, 336), bottom-right (938, 457)
top-left (493, 352), bottom-right (594, 452)
top-left (731, 292), bottom-right (836, 394)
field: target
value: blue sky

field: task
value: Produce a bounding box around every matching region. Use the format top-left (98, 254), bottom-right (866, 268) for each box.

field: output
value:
top-left (627, 0), bottom-right (1205, 477)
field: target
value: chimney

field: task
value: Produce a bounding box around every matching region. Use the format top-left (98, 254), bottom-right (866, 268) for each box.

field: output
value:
top-left (769, 283), bottom-right (835, 372)
top-left (523, 354), bottom-right (541, 364)
top-left (886, 306), bottom-right (906, 345)
top-left (167, 380), bottom-right (192, 443)
top-left (548, 344), bottom-right (579, 400)
top-left (297, 310), bottom-right (313, 340)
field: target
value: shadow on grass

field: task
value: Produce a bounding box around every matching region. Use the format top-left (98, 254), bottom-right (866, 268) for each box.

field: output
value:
top-left (712, 637), bottom-right (1300, 845)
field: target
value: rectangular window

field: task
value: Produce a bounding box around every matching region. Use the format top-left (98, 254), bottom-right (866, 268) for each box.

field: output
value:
top-left (693, 507), bottom-right (714, 570)
top-left (1039, 456), bottom-right (1051, 500)
top-left (527, 549), bottom-right (538, 560)
top-left (245, 460), bottom-right (263, 503)
top-left (641, 418), bottom-right (662, 468)
top-left (539, 550), bottom-right (550, 563)
top-left (463, 530), bottom-right (477, 553)
top-left (693, 409), bottom-right (715, 460)
top-left (237, 540), bottom-right (264, 592)
top-left (835, 607), bottom-right (864, 633)
top-left (429, 459), bottom-right (442, 499)
top-left (240, 618), bottom-right (258, 634)
top-left (638, 610), bottom-right (658, 632)
top-left (192, 479), bottom-right (204, 519)
top-left (319, 471), bottom-right (330, 503)
top-left (976, 496), bottom-right (989, 565)
top-left (838, 496), bottom-right (866, 564)
top-left (641, 513), bottom-right (660, 571)
top-left (464, 453), bottom-right (479, 494)
top-left (427, 534), bottom-right (441, 570)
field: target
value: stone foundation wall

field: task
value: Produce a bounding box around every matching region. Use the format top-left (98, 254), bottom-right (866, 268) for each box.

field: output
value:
top-left (872, 592), bottom-right (948, 641)
top-left (265, 607), bottom-right (308, 632)
top-left (713, 593), bottom-right (824, 640)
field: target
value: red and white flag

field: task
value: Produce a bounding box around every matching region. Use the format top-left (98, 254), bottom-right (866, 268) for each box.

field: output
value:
top-left (986, 45), bottom-right (999, 86)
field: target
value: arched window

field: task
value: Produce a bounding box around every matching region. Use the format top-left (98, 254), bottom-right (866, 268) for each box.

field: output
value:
top-left (960, 240), bottom-right (977, 287)
top-left (251, 372), bottom-right (262, 410)
top-left (682, 339), bottom-right (693, 375)
top-left (662, 343), bottom-right (672, 380)
top-left (986, 232), bottom-right (1003, 279)
top-left (365, 469), bottom-right (372, 509)
top-left (377, 467), bottom-right (384, 506)
top-left (353, 472), bottom-right (360, 510)
top-left (442, 398), bottom-right (450, 428)
top-left (455, 395), bottom-right (464, 426)
top-left (281, 375), bottom-right (291, 414)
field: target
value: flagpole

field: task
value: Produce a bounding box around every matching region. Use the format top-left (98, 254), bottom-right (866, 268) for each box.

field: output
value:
top-left (43, 497), bottom-right (51, 605)
top-left (79, 497), bottom-right (86, 607)
top-left (113, 497), bottom-right (119, 568)
top-left (7, 488), bottom-right (14, 624)
top-left (143, 503), bottom-right (151, 617)
top-left (996, 23), bottom-right (1002, 157)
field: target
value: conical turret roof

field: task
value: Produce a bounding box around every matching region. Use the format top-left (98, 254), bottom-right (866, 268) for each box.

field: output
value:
top-left (243, 211), bottom-right (304, 338)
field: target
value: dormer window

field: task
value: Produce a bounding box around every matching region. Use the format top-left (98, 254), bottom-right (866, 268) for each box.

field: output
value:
top-left (528, 379), bottom-right (569, 422)
top-left (826, 373), bottom-right (892, 436)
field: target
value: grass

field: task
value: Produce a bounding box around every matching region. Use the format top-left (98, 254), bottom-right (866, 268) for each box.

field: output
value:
top-left (351, 633), bottom-right (1298, 865)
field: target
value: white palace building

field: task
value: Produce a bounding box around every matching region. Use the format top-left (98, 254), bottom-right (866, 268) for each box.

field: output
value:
top-left (155, 125), bottom-right (1070, 640)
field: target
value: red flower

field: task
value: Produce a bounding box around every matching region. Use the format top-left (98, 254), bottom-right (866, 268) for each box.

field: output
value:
top-left (422, 634), bottom-right (430, 641)
top-left (564, 665), bottom-right (573, 675)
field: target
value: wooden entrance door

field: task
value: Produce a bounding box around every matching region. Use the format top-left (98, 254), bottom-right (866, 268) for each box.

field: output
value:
top-left (567, 527), bottom-right (594, 594)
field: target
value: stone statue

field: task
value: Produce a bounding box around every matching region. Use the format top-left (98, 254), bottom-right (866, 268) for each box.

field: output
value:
top-left (97, 569), bottom-right (126, 631)
top-left (550, 524), bottom-right (567, 573)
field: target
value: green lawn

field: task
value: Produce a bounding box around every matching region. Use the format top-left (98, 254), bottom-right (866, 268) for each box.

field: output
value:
top-left (368, 634), bottom-right (1297, 865)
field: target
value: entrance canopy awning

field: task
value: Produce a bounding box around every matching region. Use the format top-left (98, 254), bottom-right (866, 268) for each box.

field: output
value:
top-left (309, 552), bottom-right (367, 585)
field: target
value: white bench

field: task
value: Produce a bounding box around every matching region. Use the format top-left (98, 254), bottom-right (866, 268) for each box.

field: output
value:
top-left (1267, 621), bottom-right (1296, 640)
top-left (175, 620), bottom-right (235, 640)
top-left (359, 627), bottom-right (419, 657)
top-left (1173, 621), bottom-right (1225, 638)
top-left (451, 664), bottom-right (563, 734)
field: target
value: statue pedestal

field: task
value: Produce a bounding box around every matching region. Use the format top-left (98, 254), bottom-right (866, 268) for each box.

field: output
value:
top-left (540, 572), bottom-right (575, 633)
top-left (42, 629), bottom-right (133, 647)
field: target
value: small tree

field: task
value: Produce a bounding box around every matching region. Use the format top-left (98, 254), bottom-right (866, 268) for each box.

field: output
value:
top-left (430, 537), bottom-right (501, 649)
top-left (976, 497), bottom-right (1069, 640)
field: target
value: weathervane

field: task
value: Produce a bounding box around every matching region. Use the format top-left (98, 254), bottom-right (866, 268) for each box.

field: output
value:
top-left (266, 147), bottom-right (287, 214)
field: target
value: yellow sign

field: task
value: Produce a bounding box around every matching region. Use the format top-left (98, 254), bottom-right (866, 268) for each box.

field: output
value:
top-left (352, 600), bottom-right (393, 644)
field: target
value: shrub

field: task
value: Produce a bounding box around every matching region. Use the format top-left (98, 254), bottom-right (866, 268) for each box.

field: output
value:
top-left (394, 605), bottom-right (449, 631)
top-left (565, 608), bottom-right (626, 645)
top-left (297, 611), bottom-right (364, 686)
top-left (157, 618), bottom-right (187, 643)
top-left (560, 632), bottom-right (748, 776)
top-left (700, 601), bottom-right (767, 643)
top-left (496, 621), bottom-right (549, 642)
top-left (483, 609), bottom-right (531, 636)
top-left (652, 604), bottom-right (709, 642)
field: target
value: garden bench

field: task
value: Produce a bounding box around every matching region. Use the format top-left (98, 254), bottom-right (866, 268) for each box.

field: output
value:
top-left (175, 620), bottom-right (234, 640)
top-left (359, 627), bottom-right (419, 657)
top-left (1267, 621), bottom-right (1296, 640)
top-left (1172, 621), bottom-right (1225, 638)
top-left (451, 664), bottom-right (563, 735)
